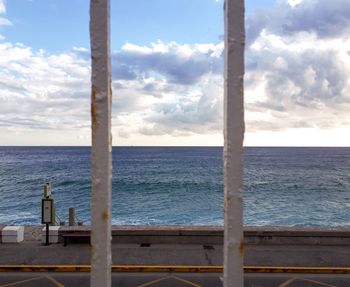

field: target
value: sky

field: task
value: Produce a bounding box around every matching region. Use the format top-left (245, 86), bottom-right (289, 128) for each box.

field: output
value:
top-left (0, 0), bottom-right (350, 146)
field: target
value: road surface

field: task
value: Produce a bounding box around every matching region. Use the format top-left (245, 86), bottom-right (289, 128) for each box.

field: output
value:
top-left (0, 272), bottom-right (349, 287)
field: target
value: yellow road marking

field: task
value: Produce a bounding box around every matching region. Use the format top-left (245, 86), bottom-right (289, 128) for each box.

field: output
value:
top-left (278, 277), bottom-right (337, 287)
top-left (137, 276), bottom-right (168, 287)
top-left (301, 278), bottom-right (337, 287)
top-left (172, 275), bottom-right (202, 287)
top-left (45, 275), bottom-right (65, 287)
top-left (0, 276), bottom-right (42, 287)
top-left (278, 277), bottom-right (296, 287)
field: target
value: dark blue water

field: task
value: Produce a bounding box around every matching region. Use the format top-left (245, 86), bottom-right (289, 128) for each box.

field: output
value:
top-left (0, 147), bottom-right (349, 226)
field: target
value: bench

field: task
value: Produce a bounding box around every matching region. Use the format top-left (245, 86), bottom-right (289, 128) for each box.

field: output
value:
top-left (62, 232), bottom-right (91, 246)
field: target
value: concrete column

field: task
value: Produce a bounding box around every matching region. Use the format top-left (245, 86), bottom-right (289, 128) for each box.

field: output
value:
top-left (223, 0), bottom-right (245, 286)
top-left (90, 0), bottom-right (112, 286)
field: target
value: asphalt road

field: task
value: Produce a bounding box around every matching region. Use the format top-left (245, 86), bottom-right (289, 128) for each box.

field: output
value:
top-left (0, 272), bottom-right (350, 287)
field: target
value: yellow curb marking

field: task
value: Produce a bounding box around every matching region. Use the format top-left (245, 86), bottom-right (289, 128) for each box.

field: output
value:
top-left (0, 276), bottom-right (43, 287)
top-left (137, 276), bottom-right (169, 287)
top-left (112, 266), bottom-right (221, 273)
top-left (1, 265), bottom-right (350, 274)
top-left (244, 266), bottom-right (350, 274)
top-left (45, 275), bottom-right (65, 287)
top-left (172, 275), bottom-right (202, 287)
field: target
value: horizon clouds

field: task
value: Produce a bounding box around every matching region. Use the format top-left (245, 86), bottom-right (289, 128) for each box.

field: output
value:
top-left (0, 0), bottom-right (350, 146)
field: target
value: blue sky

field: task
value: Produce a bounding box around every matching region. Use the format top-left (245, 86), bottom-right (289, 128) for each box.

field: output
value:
top-left (1, 0), bottom-right (350, 146)
top-left (3, 0), bottom-right (275, 52)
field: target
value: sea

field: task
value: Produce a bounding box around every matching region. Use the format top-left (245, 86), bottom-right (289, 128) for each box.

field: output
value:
top-left (0, 146), bottom-right (350, 227)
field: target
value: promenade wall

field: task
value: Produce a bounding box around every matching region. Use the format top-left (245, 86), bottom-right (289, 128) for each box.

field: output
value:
top-left (58, 226), bottom-right (350, 245)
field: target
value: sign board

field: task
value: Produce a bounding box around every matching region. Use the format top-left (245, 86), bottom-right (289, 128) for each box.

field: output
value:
top-left (41, 198), bottom-right (55, 224)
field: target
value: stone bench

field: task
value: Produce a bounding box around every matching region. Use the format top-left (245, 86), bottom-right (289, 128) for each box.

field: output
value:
top-left (41, 226), bottom-right (60, 244)
top-left (2, 226), bottom-right (24, 243)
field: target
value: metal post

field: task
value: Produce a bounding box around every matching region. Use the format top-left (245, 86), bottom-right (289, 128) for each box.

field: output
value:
top-left (45, 223), bottom-right (49, 246)
top-left (90, 0), bottom-right (112, 286)
top-left (223, 0), bottom-right (245, 286)
top-left (69, 208), bottom-right (76, 226)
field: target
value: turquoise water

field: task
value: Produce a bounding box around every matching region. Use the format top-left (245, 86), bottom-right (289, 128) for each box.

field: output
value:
top-left (0, 146), bottom-right (350, 226)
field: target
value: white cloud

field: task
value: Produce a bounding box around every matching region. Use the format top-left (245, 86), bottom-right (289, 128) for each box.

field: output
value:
top-left (0, 17), bottom-right (11, 26)
top-left (108, 41), bottom-right (225, 140)
top-left (0, 0), bottom-right (6, 14)
top-left (244, 0), bottom-right (350, 137)
top-left (0, 42), bottom-right (91, 144)
top-left (0, 40), bottom-right (225, 145)
top-left (114, 41), bottom-right (223, 85)
top-left (287, 0), bottom-right (303, 7)
top-left (0, 0), bottom-right (11, 26)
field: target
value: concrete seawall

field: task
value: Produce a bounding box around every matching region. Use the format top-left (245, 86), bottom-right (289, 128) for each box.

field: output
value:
top-left (58, 225), bottom-right (350, 245)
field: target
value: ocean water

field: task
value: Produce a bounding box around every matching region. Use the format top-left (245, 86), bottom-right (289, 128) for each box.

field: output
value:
top-left (0, 146), bottom-right (350, 227)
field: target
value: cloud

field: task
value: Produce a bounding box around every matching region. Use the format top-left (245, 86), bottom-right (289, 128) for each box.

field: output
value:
top-left (109, 41), bottom-right (224, 139)
top-left (247, 0), bottom-right (350, 45)
top-left (287, 0), bottom-right (304, 6)
top-left (0, 17), bottom-right (10, 26)
top-left (0, 0), bottom-right (5, 14)
top-left (113, 0), bottom-right (350, 139)
top-left (0, 42), bottom-right (91, 136)
top-left (244, 0), bottom-right (350, 133)
top-left (0, 0), bottom-right (11, 26)
top-left (139, 75), bottom-right (223, 136)
top-left (2, 0), bottom-right (350, 145)
top-left (0, 38), bottom-right (226, 143)
top-left (112, 41), bottom-right (224, 85)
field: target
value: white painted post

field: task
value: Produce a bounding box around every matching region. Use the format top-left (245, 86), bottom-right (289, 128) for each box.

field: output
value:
top-left (223, 0), bottom-right (245, 286)
top-left (90, 0), bottom-right (112, 286)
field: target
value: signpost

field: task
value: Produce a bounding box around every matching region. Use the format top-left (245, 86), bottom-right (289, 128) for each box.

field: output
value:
top-left (41, 182), bottom-right (55, 245)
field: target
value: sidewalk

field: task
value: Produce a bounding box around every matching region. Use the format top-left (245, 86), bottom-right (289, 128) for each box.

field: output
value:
top-left (2, 226), bottom-right (350, 267)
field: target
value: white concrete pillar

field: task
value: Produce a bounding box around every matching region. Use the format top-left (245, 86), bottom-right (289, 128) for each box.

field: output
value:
top-left (90, 0), bottom-right (112, 286)
top-left (223, 0), bottom-right (245, 286)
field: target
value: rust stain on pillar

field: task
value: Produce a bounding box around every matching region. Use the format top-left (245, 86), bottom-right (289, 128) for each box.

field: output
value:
top-left (239, 239), bottom-right (244, 256)
top-left (101, 211), bottom-right (109, 221)
top-left (91, 88), bottom-right (98, 128)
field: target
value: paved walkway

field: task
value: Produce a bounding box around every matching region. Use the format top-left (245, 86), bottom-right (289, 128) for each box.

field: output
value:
top-left (3, 226), bottom-right (350, 267)
top-left (3, 241), bottom-right (350, 267)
